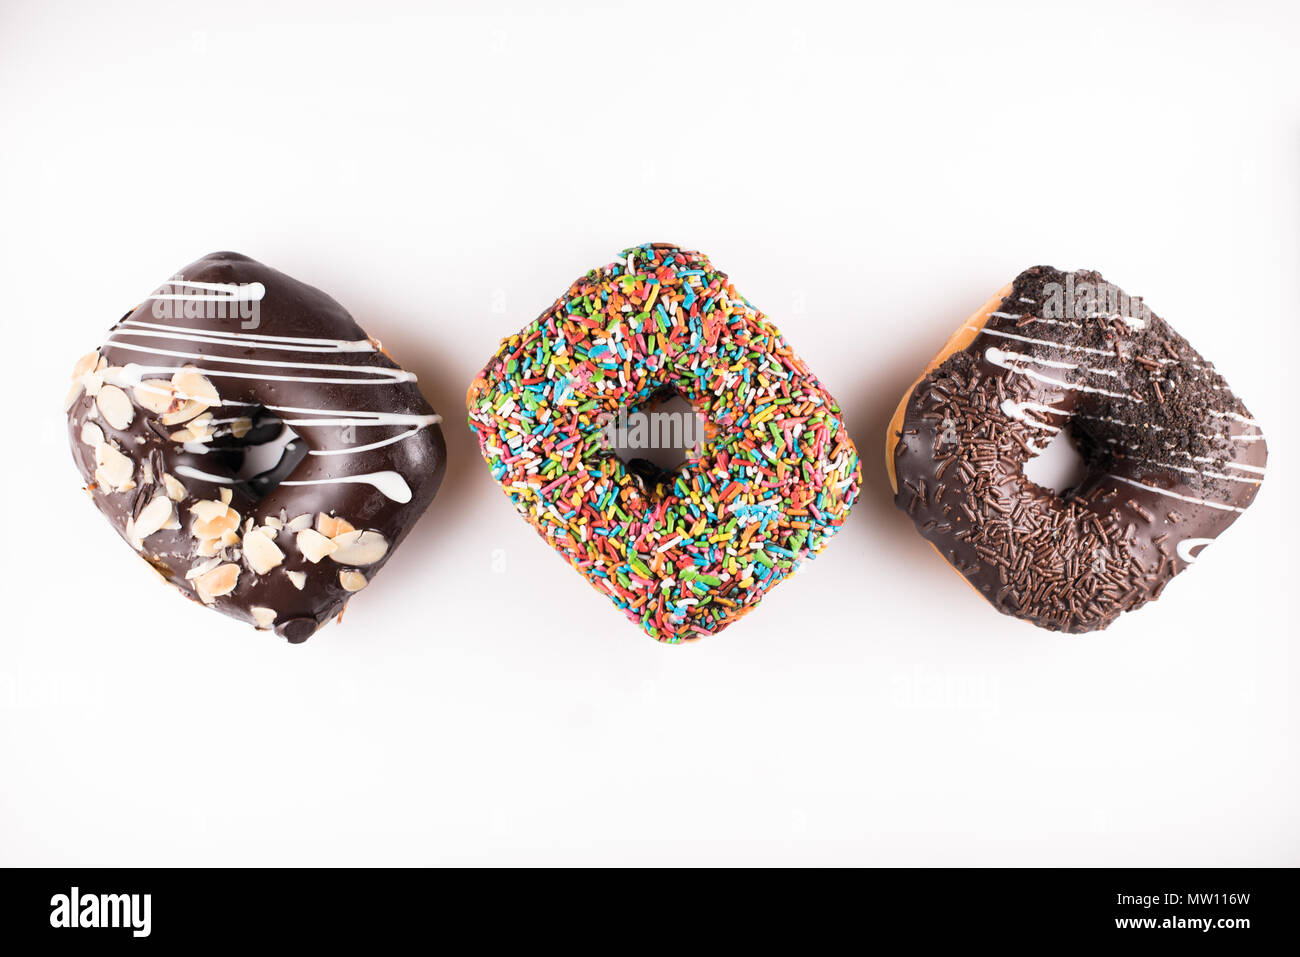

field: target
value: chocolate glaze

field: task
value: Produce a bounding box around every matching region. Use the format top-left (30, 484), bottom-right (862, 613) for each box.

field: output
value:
top-left (65, 253), bottom-right (446, 642)
top-left (892, 266), bottom-right (1266, 633)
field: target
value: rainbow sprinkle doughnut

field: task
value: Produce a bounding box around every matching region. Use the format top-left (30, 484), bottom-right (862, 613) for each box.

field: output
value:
top-left (467, 243), bottom-right (861, 642)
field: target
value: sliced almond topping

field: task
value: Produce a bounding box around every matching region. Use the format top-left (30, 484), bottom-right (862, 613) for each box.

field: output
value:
top-left (338, 570), bottom-right (367, 592)
top-left (192, 501), bottom-right (241, 540)
top-left (95, 384), bottom-right (134, 431)
top-left (171, 412), bottom-right (216, 443)
top-left (185, 556), bottom-right (222, 580)
top-left (64, 379), bottom-right (84, 412)
top-left (219, 528), bottom-right (241, 547)
top-left (263, 516), bottom-right (283, 531)
top-left (134, 379), bottom-right (177, 415)
top-left (296, 528), bottom-right (338, 563)
top-left (94, 442), bottom-right (134, 491)
top-left (161, 399), bottom-right (206, 426)
top-left (220, 488), bottom-right (232, 506)
top-left (194, 563), bottom-right (239, 603)
top-left (316, 513), bottom-right (355, 538)
top-left (126, 496), bottom-right (174, 548)
top-left (82, 368), bottom-right (106, 398)
top-left (195, 537), bottom-right (223, 558)
top-left (71, 351), bottom-right (99, 379)
top-left (195, 510), bottom-right (240, 540)
top-left (163, 472), bottom-right (187, 501)
top-left (80, 421), bottom-right (104, 448)
top-left (286, 570), bottom-right (307, 590)
top-left (190, 499), bottom-right (229, 523)
top-left (250, 606), bottom-right (277, 629)
top-left (328, 530), bottom-right (389, 566)
top-left (243, 527), bottom-right (285, 575)
top-left (230, 417), bottom-right (253, 439)
top-left (132, 496), bottom-right (175, 546)
top-left (171, 368), bottom-right (220, 406)
top-left (287, 513), bottom-right (313, 532)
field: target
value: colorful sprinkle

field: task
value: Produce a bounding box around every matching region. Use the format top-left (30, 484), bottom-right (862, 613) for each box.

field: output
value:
top-left (467, 243), bottom-right (861, 642)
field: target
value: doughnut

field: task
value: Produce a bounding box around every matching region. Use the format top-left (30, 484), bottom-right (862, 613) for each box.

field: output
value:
top-left (467, 243), bottom-right (861, 642)
top-left (64, 252), bottom-right (447, 642)
top-left (887, 266), bottom-right (1267, 633)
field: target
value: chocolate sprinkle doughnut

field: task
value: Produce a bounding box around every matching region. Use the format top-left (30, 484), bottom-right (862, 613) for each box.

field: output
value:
top-left (64, 253), bottom-right (446, 642)
top-left (887, 266), bottom-right (1267, 633)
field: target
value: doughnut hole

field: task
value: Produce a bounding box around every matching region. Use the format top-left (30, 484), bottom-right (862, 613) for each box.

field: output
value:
top-left (185, 407), bottom-right (307, 501)
top-left (605, 387), bottom-right (707, 494)
top-left (1022, 427), bottom-right (1089, 496)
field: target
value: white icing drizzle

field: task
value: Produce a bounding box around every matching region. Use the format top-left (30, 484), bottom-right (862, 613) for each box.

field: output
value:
top-left (999, 399), bottom-right (1062, 432)
top-left (1105, 474), bottom-right (1246, 513)
top-left (990, 309), bottom-right (1146, 330)
top-left (976, 325), bottom-right (1119, 357)
top-left (261, 405), bottom-right (438, 426)
top-left (148, 279), bottom-right (266, 302)
top-left (1175, 537), bottom-right (1215, 563)
top-left (307, 427), bottom-right (435, 457)
top-left (1076, 412), bottom-right (1261, 445)
top-left (985, 343), bottom-right (1262, 446)
top-left (1102, 443), bottom-right (1267, 483)
top-left (173, 465), bottom-right (234, 484)
top-left (258, 405), bottom-right (442, 456)
top-left (174, 465), bottom-right (414, 504)
top-left (1213, 460), bottom-right (1266, 474)
top-left (1205, 409), bottom-right (1258, 426)
top-left (984, 347), bottom-right (1137, 400)
top-left (992, 310), bottom-right (1082, 330)
top-left (107, 347), bottom-right (415, 384)
top-left (114, 287), bottom-right (438, 506)
top-left (1112, 455), bottom-right (1263, 486)
top-left (112, 322), bottom-right (374, 354)
top-left (280, 471), bottom-right (413, 504)
top-left (986, 345), bottom-right (1119, 378)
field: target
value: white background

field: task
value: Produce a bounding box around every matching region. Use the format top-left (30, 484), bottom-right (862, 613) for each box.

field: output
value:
top-left (1, 0), bottom-right (1295, 866)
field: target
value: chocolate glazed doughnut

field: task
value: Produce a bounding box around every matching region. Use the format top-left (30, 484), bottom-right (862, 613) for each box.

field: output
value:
top-left (887, 267), bottom-right (1266, 633)
top-left (65, 253), bottom-right (446, 642)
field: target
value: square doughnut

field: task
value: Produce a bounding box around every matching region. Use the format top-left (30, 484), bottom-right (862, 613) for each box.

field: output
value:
top-left (887, 266), bottom-right (1267, 633)
top-left (467, 243), bottom-right (861, 643)
top-left (64, 253), bottom-right (446, 642)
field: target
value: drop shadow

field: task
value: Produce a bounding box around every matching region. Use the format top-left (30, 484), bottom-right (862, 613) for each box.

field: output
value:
top-left (347, 302), bottom-right (489, 549)
top-left (844, 365), bottom-right (934, 564)
top-left (841, 281), bottom-right (995, 572)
